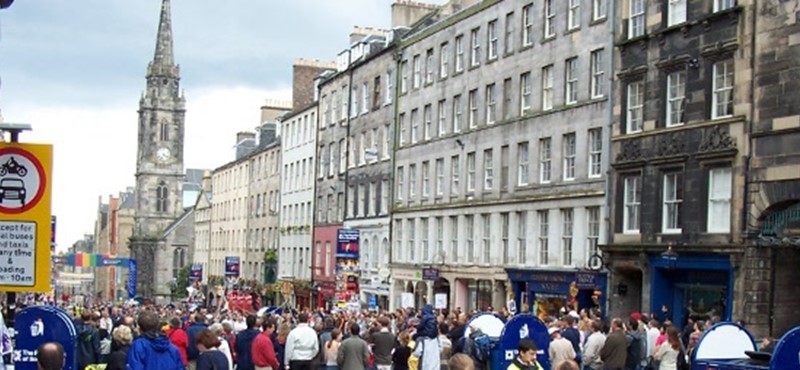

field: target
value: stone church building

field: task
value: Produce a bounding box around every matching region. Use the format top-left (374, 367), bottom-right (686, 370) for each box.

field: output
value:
top-left (129, 0), bottom-right (189, 301)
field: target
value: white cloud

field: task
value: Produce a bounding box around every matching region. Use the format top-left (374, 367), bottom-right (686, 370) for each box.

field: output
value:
top-left (5, 85), bottom-right (287, 252)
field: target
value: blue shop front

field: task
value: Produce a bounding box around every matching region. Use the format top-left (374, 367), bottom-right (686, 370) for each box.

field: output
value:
top-left (506, 269), bottom-right (607, 318)
top-left (649, 253), bottom-right (733, 327)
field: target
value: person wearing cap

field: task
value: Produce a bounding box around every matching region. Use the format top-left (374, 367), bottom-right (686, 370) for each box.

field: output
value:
top-left (549, 327), bottom-right (576, 368)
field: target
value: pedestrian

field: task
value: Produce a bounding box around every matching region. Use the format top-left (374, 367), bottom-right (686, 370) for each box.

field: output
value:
top-left (235, 315), bottom-right (260, 370)
top-left (392, 331), bottom-right (413, 370)
top-left (549, 327), bottom-right (577, 367)
top-left (37, 342), bottom-right (66, 370)
top-left (210, 323), bottom-right (234, 370)
top-left (448, 354), bottom-right (475, 370)
top-left (285, 312), bottom-right (320, 370)
top-left (125, 310), bottom-right (184, 370)
top-left (195, 329), bottom-right (231, 370)
top-left (439, 322), bottom-right (453, 370)
top-left (600, 318), bottom-right (627, 370)
top-left (653, 327), bottom-right (681, 370)
top-left (506, 338), bottom-right (543, 370)
top-left (75, 312), bottom-right (101, 370)
top-left (625, 318), bottom-right (646, 370)
top-left (186, 313), bottom-right (209, 370)
top-left (581, 320), bottom-right (606, 370)
top-left (337, 323), bottom-right (370, 370)
top-left (106, 325), bottom-right (133, 370)
top-left (252, 318), bottom-right (280, 370)
top-left (165, 317), bottom-right (189, 367)
top-left (322, 328), bottom-right (342, 370)
top-left (555, 360), bottom-right (581, 370)
top-left (562, 315), bottom-right (582, 361)
top-left (368, 316), bottom-right (395, 370)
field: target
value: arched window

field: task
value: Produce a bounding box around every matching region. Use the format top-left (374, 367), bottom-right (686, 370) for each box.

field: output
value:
top-left (159, 119), bottom-right (169, 141)
top-left (156, 181), bottom-right (169, 212)
top-left (172, 248), bottom-right (185, 279)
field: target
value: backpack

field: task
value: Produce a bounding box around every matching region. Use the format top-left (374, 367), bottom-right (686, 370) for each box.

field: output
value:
top-left (470, 333), bottom-right (496, 364)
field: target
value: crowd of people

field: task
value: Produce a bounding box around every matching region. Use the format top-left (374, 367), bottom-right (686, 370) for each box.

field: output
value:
top-left (0, 295), bottom-right (765, 370)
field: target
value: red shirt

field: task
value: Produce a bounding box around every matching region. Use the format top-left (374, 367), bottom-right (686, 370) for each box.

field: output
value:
top-left (165, 327), bottom-right (189, 365)
top-left (251, 331), bottom-right (279, 369)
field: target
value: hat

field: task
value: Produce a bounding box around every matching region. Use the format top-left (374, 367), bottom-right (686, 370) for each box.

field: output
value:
top-left (548, 327), bottom-right (560, 336)
top-left (568, 310), bottom-right (580, 319)
top-left (630, 312), bottom-right (642, 321)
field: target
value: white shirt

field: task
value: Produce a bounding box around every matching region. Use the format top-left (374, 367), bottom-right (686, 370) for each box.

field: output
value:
top-left (647, 326), bottom-right (660, 356)
top-left (99, 317), bottom-right (113, 332)
top-left (285, 323), bottom-right (319, 366)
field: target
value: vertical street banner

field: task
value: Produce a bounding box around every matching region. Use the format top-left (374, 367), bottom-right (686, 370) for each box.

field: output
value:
top-left (0, 143), bottom-right (53, 292)
top-left (189, 263), bottom-right (203, 281)
top-left (336, 229), bottom-right (360, 258)
top-left (127, 259), bottom-right (137, 299)
top-left (225, 256), bottom-right (240, 276)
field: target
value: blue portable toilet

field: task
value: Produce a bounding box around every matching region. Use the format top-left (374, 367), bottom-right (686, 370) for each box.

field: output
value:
top-left (495, 314), bottom-right (551, 370)
top-left (13, 306), bottom-right (78, 370)
top-left (691, 322), bottom-right (800, 370)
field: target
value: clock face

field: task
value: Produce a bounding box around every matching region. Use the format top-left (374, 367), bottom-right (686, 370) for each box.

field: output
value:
top-left (156, 147), bottom-right (171, 162)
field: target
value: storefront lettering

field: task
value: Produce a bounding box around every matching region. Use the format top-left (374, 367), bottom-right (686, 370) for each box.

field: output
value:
top-left (532, 282), bottom-right (563, 293)
top-left (528, 273), bottom-right (568, 283)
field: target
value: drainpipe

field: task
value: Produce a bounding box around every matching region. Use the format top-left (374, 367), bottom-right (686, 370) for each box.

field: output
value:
top-left (603, 0), bottom-right (617, 318)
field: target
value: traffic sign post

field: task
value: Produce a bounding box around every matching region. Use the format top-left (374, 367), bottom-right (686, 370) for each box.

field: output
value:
top-left (0, 124), bottom-right (53, 293)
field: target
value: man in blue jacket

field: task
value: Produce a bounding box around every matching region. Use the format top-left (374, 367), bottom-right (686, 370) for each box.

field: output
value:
top-left (185, 312), bottom-right (209, 369)
top-left (235, 314), bottom-right (260, 370)
top-left (126, 310), bottom-right (184, 370)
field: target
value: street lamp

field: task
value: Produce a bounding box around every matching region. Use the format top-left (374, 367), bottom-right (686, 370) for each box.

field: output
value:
top-left (661, 244), bottom-right (679, 269)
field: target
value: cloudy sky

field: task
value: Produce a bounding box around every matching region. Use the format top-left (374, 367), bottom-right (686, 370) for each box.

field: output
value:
top-left (0, 0), bottom-right (429, 251)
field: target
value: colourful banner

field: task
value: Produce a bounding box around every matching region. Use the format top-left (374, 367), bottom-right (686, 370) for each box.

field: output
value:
top-left (53, 253), bottom-right (130, 267)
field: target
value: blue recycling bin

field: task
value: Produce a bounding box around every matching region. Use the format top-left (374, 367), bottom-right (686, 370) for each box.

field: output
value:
top-left (691, 322), bottom-right (800, 370)
top-left (494, 314), bottom-right (551, 370)
top-left (13, 306), bottom-right (78, 370)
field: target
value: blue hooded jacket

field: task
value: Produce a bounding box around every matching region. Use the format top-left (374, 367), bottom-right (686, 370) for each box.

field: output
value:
top-left (126, 332), bottom-right (184, 370)
top-left (415, 304), bottom-right (438, 339)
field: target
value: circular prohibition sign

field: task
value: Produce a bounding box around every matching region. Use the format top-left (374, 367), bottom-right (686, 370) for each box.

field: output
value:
top-left (0, 147), bottom-right (47, 214)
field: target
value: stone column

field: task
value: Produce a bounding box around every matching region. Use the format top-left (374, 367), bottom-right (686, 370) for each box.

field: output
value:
top-left (743, 245), bottom-right (773, 338)
top-left (427, 281), bottom-right (434, 305)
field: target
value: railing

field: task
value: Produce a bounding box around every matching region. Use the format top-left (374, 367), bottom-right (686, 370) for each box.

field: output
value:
top-left (760, 203), bottom-right (800, 236)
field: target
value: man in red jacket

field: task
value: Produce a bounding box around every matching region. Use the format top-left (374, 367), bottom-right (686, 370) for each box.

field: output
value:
top-left (165, 317), bottom-right (189, 366)
top-left (251, 318), bottom-right (279, 370)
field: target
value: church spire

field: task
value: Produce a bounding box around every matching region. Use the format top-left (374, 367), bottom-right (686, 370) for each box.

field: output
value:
top-left (153, 0), bottom-right (175, 67)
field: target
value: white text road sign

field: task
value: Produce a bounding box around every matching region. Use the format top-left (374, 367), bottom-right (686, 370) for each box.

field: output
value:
top-left (0, 221), bottom-right (36, 286)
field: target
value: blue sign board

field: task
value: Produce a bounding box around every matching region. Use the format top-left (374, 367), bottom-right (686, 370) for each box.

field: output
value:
top-left (190, 264), bottom-right (203, 281)
top-left (13, 306), bottom-right (78, 370)
top-left (422, 268), bottom-right (439, 281)
top-left (127, 259), bottom-right (137, 299)
top-left (225, 256), bottom-right (240, 277)
top-left (497, 314), bottom-right (550, 370)
top-left (336, 229), bottom-right (360, 259)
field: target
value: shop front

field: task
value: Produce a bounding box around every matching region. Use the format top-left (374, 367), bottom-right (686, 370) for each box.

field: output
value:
top-left (506, 269), bottom-right (607, 319)
top-left (649, 253), bottom-right (733, 327)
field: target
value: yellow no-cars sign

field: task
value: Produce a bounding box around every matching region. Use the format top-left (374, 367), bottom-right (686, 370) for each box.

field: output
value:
top-left (0, 142), bottom-right (52, 292)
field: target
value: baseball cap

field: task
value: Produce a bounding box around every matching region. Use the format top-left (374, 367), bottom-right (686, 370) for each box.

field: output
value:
top-left (548, 327), bottom-right (560, 336)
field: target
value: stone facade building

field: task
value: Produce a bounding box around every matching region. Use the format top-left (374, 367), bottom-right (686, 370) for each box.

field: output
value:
top-left (313, 61), bottom-right (351, 308)
top-left (342, 31), bottom-right (396, 310)
top-left (602, 0), bottom-right (763, 334)
top-left (278, 59), bottom-right (334, 308)
top-left (742, 0), bottom-right (800, 338)
top-left (209, 129), bottom-right (284, 283)
top-left (391, 0), bottom-right (610, 313)
top-left (192, 173), bottom-right (212, 285)
top-left (130, 0), bottom-right (188, 300)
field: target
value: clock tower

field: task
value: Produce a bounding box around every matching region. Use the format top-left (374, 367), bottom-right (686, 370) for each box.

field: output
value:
top-left (131, 0), bottom-right (185, 298)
